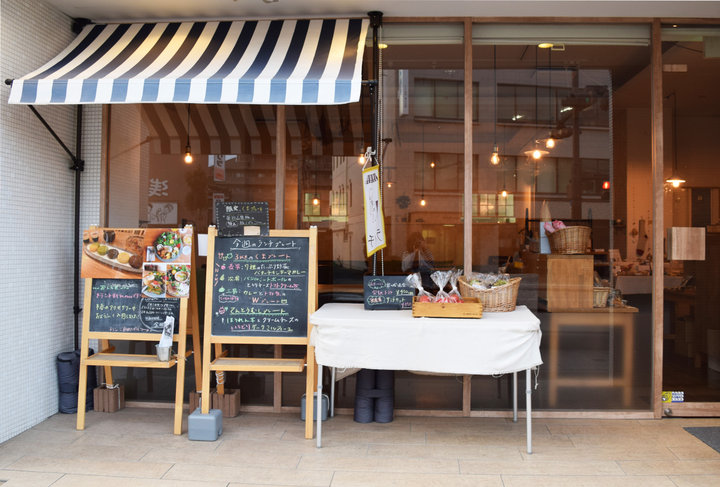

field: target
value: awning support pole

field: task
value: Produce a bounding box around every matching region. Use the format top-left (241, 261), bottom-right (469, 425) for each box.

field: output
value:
top-left (72, 105), bottom-right (83, 351)
top-left (5, 80), bottom-right (85, 349)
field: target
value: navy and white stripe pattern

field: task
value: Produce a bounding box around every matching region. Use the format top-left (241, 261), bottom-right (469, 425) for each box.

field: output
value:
top-left (141, 103), bottom-right (365, 156)
top-left (9, 18), bottom-right (368, 105)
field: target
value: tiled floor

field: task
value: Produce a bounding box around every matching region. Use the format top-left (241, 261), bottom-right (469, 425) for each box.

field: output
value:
top-left (1, 408), bottom-right (720, 486)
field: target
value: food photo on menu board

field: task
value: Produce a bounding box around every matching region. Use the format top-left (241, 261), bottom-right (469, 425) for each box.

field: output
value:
top-left (80, 227), bottom-right (193, 299)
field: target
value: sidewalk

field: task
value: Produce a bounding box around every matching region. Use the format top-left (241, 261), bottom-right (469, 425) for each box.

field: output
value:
top-left (1, 408), bottom-right (719, 486)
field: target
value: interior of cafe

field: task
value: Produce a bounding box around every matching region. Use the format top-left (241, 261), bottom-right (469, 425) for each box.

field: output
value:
top-left (97, 21), bottom-right (720, 416)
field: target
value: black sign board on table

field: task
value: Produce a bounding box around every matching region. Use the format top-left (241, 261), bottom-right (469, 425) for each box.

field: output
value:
top-left (363, 275), bottom-right (414, 310)
top-left (210, 235), bottom-right (309, 337)
top-left (215, 201), bottom-right (269, 237)
top-left (89, 278), bottom-right (180, 333)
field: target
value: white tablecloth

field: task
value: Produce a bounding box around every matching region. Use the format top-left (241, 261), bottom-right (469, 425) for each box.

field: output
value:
top-left (310, 303), bottom-right (542, 375)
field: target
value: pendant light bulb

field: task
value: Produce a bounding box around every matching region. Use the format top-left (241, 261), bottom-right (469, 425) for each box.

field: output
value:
top-left (545, 137), bottom-right (556, 149)
top-left (312, 196), bottom-right (320, 206)
top-left (524, 144), bottom-right (549, 161)
top-left (667, 175), bottom-right (685, 188)
top-left (490, 145), bottom-right (500, 165)
top-left (420, 198), bottom-right (426, 207)
top-left (500, 189), bottom-right (508, 198)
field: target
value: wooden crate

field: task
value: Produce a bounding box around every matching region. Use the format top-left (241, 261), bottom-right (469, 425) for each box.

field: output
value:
top-left (412, 297), bottom-right (482, 318)
top-left (212, 389), bottom-right (241, 417)
top-left (93, 384), bottom-right (125, 412)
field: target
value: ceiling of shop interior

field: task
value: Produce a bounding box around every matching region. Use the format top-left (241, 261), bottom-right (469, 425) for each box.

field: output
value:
top-left (41, 1), bottom-right (720, 22)
top-left (41, 0), bottom-right (720, 114)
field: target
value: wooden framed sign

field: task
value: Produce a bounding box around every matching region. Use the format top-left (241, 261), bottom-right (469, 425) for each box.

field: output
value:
top-left (201, 226), bottom-right (318, 440)
top-left (76, 225), bottom-right (201, 436)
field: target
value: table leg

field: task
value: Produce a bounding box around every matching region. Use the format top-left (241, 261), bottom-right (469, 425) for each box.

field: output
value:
top-left (316, 364), bottom-right (323, 448)
top-left (513, 371), bottom-right (518, 423)
top-left (623, 317), bottom-right (634, 407)
top-left (526, 368), bottom-right (532, 454)
top-left (548, 317), bottom-right (559, 407)
top-left (330, 367), bottom-right (336, 418)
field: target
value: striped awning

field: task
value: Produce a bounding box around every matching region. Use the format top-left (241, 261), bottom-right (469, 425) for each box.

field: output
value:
top-left (140, 103), bottom-right (367, 156)
top-left (8, 18), bottom-right (368, 105)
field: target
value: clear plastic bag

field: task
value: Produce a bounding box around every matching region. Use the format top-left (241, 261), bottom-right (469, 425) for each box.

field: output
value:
top-left (405, 272), bottom-right (434, 302)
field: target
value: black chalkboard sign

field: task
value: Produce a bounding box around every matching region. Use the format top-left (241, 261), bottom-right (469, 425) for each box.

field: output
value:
top-left (89, 278), bottom-right (180, 333)
top-left (215, 201), bottom-right (269, 237)
top-left (363, 275), bottom-right (414, 310)
top-left (210, 236), bottom-right (309, 337)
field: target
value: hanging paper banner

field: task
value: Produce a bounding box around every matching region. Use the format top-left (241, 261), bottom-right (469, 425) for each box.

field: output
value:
top-left (362, 164), bottom-right (387, 257)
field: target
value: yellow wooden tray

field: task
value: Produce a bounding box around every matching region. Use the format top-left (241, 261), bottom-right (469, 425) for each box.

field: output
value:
top-left (412, 297), bottom-right (483, 319)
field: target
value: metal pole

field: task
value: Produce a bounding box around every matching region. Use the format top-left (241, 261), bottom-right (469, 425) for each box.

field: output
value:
top-left (368, 11), bottom-right (383, 276)
top-left (73, 105), bottom-right (84, 350)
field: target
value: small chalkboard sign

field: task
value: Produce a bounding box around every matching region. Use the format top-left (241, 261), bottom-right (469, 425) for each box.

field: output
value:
top-left (215, 201), bottom-right (269, 237)
top-left (210, 235), bottom-right (309, 337)
top-left (89, 278), bottom-right (180, 333)
top-left (363, 275), bottom-right (414, 310)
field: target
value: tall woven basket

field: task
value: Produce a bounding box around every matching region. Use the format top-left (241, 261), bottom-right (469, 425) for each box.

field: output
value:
top-left (548, 226), bottom-right (591, 254)
top-left (458, 276), bottom-right (522, 312)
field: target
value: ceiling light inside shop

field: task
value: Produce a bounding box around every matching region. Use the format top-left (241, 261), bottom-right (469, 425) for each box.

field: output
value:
top-left (490, 146), bottom-right (500, 165)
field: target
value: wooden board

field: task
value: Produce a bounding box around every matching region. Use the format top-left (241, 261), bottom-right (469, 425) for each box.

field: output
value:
top-left (412, 297), bottom-right (483, 318)
top-left (527, 254), bottom-right (594, 311)
top-left (667, 227), bottom-right (705, 261)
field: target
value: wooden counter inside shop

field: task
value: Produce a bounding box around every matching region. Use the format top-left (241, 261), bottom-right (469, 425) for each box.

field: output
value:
top-left (546, 306), bottom-right (639, 407)
top-left (522, 253), bottom-right (594, 311)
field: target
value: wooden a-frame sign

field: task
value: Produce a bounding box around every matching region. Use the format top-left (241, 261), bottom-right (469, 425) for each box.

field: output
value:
top-left (76, 225), bottom-right (202, 435)
top-left (201, 226), bottom-right (318, 439)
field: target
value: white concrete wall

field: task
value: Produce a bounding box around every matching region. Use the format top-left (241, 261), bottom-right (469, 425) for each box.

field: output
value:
top-left (0, 0), bottom-right (103, 443)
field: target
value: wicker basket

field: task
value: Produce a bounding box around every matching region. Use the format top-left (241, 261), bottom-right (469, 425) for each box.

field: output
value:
top-left (458, 276), bottom-right (521, 312)
top-left (548, 226), bottom-right (591, 254)
top-left (593, 287), bottom-right (611, 308)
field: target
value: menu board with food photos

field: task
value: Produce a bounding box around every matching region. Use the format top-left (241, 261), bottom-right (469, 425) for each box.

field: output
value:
top-left (209, 234), bottom-right (310, 337)
top-left (88, 278), bottom-right (180, 333)
top-left (215, 201), bottom-right (269, 237)
top-left (80, 226), bottom-right (193, 299)
top-left (363, 275), bottom-right (414, 310)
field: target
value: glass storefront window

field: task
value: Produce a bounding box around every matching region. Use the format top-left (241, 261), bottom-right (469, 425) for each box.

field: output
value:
top-left (104, 22), bottom-right (656, 413)
top-left (471, 33), bottom-right (652, 411)
top-left (661, 25), bottom-right (720, 411)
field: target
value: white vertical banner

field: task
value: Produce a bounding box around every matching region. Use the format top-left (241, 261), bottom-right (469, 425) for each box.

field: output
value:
top-left (362, 165), bottom-right (387, 257)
